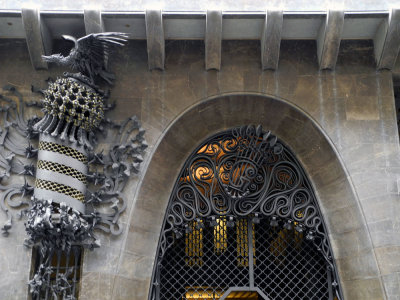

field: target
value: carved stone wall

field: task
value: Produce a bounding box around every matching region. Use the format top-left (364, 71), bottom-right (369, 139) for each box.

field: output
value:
top-left (0, 39), bottom-right (399, 299)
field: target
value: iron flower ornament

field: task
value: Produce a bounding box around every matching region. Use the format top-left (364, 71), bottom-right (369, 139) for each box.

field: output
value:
top-left (0, 33), bottom-right (146, 297)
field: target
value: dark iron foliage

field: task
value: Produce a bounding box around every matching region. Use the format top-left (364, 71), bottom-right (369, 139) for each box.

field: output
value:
top-left (151, 125), bottom-right (342, 300)
top-left (0, 32), bottom-right (146, 300)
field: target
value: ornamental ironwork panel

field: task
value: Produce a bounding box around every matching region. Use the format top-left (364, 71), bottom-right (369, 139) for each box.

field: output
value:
top-left (30, 246), bottom-right (82, 300)
top-left (0, 32), bottom-right (146, 299)
top-left (150, 125), bottom-right (342, 300)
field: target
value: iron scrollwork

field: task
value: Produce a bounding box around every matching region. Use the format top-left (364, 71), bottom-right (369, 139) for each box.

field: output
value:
top-left (153, 125), bottom-right (342, 300)
top-left (0, 33), bottom-right (146, 299)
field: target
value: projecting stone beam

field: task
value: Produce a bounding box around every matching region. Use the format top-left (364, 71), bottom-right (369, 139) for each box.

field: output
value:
top-left (145, 9), bottom-right (165, 70)
top-left (21, 8), bottom-right (52, 70)
top-left (317, 9), bottom-right (344, 70)
top-left (374, 8), bottom-right (400, 70)
top-left (261, 10), bottom-right (283, 70)
top-left (84, 9), bottom-right (104, 34)
top-left (205, 10), bottom-right (222, 70)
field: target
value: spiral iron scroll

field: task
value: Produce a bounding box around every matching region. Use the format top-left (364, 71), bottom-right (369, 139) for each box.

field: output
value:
top-left (155, 125), bottom-right (342, 300)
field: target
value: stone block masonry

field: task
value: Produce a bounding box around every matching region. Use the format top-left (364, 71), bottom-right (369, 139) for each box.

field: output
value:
top-left (0, 38), bottom-right (399, 299)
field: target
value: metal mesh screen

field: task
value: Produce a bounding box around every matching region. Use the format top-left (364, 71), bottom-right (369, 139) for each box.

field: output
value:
top-left (159, 219), bottom-right (250, 300)
top-left (254, 219), bottom-right (330, 300)
top-left (31, 246), bottom-right (82, 300)
top-left (158, 217), bottom-right (331, 300)
top-left (151, 126), bottom-right (342, 300)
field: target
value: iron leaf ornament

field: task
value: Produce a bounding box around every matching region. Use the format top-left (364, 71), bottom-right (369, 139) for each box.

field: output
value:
top-left (0, 33), bottom-right (146, 298)
top-left (152, 125), bottom-right (343, 300)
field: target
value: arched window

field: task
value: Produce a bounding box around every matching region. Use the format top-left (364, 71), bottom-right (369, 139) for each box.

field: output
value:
top-left (150, 126), bottom-right (342, 300)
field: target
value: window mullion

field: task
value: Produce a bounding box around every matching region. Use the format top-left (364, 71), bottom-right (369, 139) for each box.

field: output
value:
top-left (247, 218), bottom-right (255, 289)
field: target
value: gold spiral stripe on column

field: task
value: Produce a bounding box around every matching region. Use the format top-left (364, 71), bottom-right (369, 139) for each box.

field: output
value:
top-left (37, 160), bottom-right (87, 184)
top-left (35, 178), bottom-right (85, 202)
top-left (38, 141), bottom-right (87, 163)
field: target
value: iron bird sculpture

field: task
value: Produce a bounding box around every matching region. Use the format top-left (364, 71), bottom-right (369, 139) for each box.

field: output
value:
top-left (42, 33), bottom-right (127, 85)
top-left (0, 33), bottom-right (146, 298)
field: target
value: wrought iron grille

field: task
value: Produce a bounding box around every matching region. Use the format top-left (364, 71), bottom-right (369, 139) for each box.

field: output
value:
top-left (150, 126), bottom-right (342, 300)
top-left (254, 219), bottom-right (330, 299)
top-left (30, 246), bottom-right (82, 300)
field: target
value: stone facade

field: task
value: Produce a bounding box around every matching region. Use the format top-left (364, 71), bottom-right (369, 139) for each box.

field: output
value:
top-left (0, 38), bottom-right (399, 299)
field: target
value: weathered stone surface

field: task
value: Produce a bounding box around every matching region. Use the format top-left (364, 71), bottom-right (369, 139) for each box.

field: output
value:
top-left (106, 97), bottom-right (142, 122)
top-left (362, 194), bottom-right (398, 224)
top-left (375, 246), bottom-right (400, 275)
top-left (314, 177), bottom-right (358, 213)
top-left (329, 227), bottom-right (374, 259)
top-left (346, 96), bottom-right (380, 120)
top-left (0, 38), bottom-right (398, 300)
top-left (80, 272), bottom-right (115, 300)
top-left (117, 251), bottom-right (141, 279)
top-left (112, 276), bottom-right (150, 300)
top-left (327, 204), bottom-right (366, 234)
top-left (382, 273), bottom-right (400, 300)
top-left (82, 246), bottom-right (120, 274)
top-left (125, 225), bottom-right (160, 256)
top-left (336, 40), bottom-right (376, 74)
top-left (368, 219), bottom-right (400, 248)
top-left (336, 249), bottom-right (381, 281)
top-left (342, 277), bottom-right (385, 300)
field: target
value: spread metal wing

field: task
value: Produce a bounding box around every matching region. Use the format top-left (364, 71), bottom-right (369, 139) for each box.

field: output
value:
top-left (75, 33), bottom-right (128, 84)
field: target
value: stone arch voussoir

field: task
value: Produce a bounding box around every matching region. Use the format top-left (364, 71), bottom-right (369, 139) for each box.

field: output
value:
top-left (120, 93), bottom-right (382, 300)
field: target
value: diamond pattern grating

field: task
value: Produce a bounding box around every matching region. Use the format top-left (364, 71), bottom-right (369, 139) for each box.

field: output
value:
top-left (153, 127), bottom-right (341, 300)
top-left (254, 219), bottom-right (329, 300)
top-left (159, 217), bottom-right (331, 300)
top-left (160, 220), bottom-right (249, 300)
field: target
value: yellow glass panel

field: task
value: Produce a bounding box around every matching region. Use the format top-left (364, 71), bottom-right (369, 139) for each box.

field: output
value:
top-left (184, 289), bottom-right (259, 300)
top-left (236, 219), bottom-right (256, 267)
top-left (270, 228), bottom-right (303, 265)
top-left (185, 221), bottom-right (203, 266)
top-left (270, 229), bottom-right (287, 265)
top-left (184, 288), bottom-right (215, 299)
top-left (292, 222), bottom-right (304, 250)
top-left (225, 291), bottom-right (259, 299)
top-left (214, 217), bottom-right (227, 254)
top-left (236, 219), bottom-right (248, 267)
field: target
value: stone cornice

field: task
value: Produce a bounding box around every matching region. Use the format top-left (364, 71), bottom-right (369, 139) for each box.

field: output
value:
top-left (0, 9), bottom-right (399, 70)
